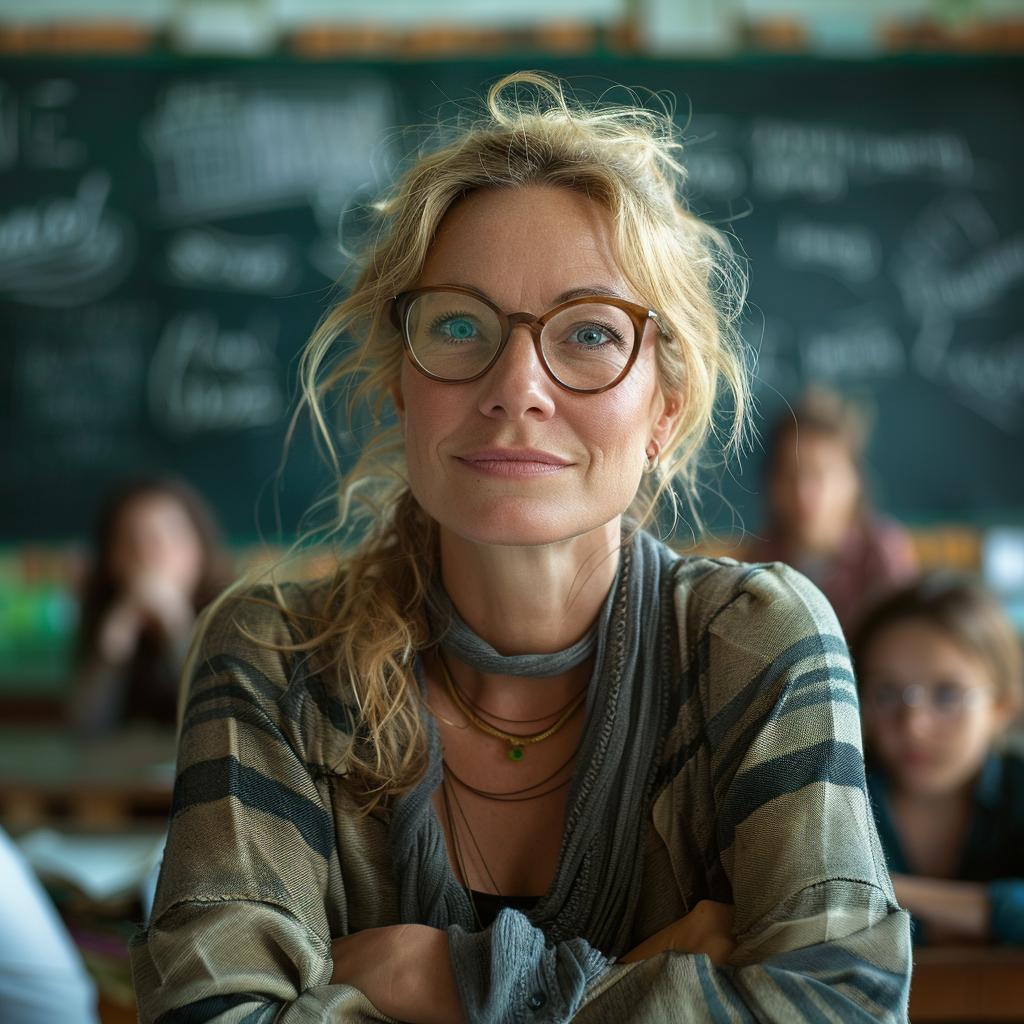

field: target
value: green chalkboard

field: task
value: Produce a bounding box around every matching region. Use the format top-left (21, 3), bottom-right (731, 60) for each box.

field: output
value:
top-left (1, 55), bottom-right (1022, 541)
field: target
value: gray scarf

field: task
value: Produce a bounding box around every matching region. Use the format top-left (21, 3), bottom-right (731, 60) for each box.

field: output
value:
top-left (388, 530), bottom-right (679, 1023)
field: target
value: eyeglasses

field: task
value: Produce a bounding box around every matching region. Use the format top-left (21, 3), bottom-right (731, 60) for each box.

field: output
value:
top-left (862, 683), bottom-right (994, 723)
top-left (392, 285), bottom-right (660, 394)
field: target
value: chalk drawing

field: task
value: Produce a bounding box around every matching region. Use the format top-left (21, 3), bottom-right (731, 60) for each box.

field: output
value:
top-left (15, 302), bottom-right (151, 454)
top-left (142, 78), bottom-right (393, 222)
top-left (147, 310), bottom-right (284, 436)
top-left (752, 120), bottom-right (973, 201)
top-left (944, 334), bottom-right (1024, 432)
top-left (890, 192), bottom-right (1024, 430)
top-left (777, 217), bottom-right (882, 284)
top-left (25, 79), bottom-right (87, 170)
top-left (0, 170), bottom-right (135, 307)
top-left (685, 151), bottom-right (747, 200)
top-left (746, 316), bottom-right (799, 397)
top-left (0, 82), bottom-right (17, 171)
top-left (802, 319), bottom-right (905, 382)
top-left (166, 225), bottom-right (299, 294)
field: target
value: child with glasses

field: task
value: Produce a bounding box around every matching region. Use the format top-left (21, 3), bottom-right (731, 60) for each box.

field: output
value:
top-left (853, 577), bottom-right (1024, 945)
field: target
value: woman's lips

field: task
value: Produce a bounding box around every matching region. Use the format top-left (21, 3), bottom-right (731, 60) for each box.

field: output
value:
top-left (455, 447), bottom-right (573, 478)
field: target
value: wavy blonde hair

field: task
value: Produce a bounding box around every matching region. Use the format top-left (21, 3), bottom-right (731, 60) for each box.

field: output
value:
top-left (213, 72), bottom-right (750, 812)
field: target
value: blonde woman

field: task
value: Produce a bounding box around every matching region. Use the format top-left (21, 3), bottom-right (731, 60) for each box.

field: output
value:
top-left (131, 74), bottom-right (911, 1024)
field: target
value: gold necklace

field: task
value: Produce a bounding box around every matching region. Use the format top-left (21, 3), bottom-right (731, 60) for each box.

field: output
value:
top-left (437, 652), bottom-right (587, 762)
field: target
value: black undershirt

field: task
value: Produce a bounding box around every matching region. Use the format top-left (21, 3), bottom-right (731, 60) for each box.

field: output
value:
top-left (469, 890), bottom-right (542, 929)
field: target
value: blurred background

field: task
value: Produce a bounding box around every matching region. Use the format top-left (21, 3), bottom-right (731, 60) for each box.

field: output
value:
top-left (0, 0), bottom-right (1022, 1020)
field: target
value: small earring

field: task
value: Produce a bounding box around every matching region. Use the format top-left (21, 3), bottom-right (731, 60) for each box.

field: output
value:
top-left (643, 443), bottom-right (660, 474)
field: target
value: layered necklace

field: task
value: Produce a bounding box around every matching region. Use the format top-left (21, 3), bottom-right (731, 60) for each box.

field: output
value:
top-left (433, 649), bottom-right (589, 916)
top-left (437, 652), bottom-right (587, 762)
top-left (427, 590), bottom-right (599, 911)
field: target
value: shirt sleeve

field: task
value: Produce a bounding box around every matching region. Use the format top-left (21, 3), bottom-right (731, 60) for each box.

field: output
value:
top-left (0, 825), bottom-right (99, 1024)
top-left (129, 594), bottom-right (396, 1024)
top-left (989, 879), bottom-right (1024, 944)
top-left (572, 561), bottom-right (912, 1024)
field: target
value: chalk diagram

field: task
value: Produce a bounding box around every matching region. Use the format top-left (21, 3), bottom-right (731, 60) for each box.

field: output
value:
top-left (147, 310), bottom-right (284, 437)
top-left (0, 170), bottom-right (135, 308)
top-left (892, 191), bottom-right (1024, 432)
top-left (142, 77), bottom-right (393, 225)
top-left (165, 224), bottom-right (300, 294)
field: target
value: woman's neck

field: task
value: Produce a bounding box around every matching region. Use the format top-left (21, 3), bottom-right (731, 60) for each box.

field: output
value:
top-left (438, 518), bottom-right (622, 657)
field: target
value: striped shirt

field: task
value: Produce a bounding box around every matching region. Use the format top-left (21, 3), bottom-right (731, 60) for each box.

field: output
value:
top-left (130, 554), bottom-right (912, 1023)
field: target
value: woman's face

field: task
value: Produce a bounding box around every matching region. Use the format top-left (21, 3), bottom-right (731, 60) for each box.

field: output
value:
top-left (769, 428), bottom-right (860, 556)
top-left (392, 185), bottom-right (679, 548)
top-left (108, 492), bottom-right (205, 596)
top-left (859, 619), bottom-right (1011, 798)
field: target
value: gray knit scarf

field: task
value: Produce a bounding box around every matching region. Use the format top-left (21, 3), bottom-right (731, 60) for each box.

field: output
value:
top-left (387, 530), bottom-right (679, 1022)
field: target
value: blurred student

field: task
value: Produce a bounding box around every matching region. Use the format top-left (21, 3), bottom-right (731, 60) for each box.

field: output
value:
top-left (0, 824), bottom-right (99, 1024)
top-left (854, 576), bottom-right (1024, 945)
top-left (67, 477), bottom-right (231, 734)
top-left (748, 388), bottom-right (918, 634)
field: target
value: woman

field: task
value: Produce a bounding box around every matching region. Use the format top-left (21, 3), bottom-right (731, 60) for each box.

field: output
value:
top-left (747, 389), bottom-right (918, 635)
top-left (131, 74), bottom-right (910, 1023)
top-left (854, 576), bottom-right (1024, 945)
top-left (68, 476), bottom-right (231, 734)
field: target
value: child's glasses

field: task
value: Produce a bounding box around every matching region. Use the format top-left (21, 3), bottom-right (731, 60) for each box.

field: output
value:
top-left (862, 683), bottom-right (994, 723)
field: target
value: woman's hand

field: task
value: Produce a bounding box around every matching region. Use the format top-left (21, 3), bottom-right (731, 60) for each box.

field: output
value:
top-left (330, 924), bottom-right (465, 1024)
top-left (620, 900), bottom-right (736, 965)
top-left (891, 873), bottom-right (991, 943)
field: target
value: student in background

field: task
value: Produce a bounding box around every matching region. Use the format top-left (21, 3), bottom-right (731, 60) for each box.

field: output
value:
top-left (0, 824), bottom-right (99, 1024)
top-left (67, 477), bottom-right (232, 734)
top-left (854, 576), bottom-right (1024, 945)
top-left (747, 388), bottom-right (918, 634)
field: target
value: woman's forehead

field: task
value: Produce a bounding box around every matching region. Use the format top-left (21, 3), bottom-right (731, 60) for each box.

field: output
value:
top-left (418, 185), bottom-right (631, 308)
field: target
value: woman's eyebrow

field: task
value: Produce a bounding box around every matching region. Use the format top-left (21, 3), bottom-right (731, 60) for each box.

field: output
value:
top-left (554, 285), bottom-right (634, 303)
top-left (432, 283), bottom-right (637, 306)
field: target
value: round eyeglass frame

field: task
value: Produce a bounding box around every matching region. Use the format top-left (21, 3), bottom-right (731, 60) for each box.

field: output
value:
top-left (392, 285), bottom-right (660, 395)
top-left (862, 682), bottom-right (995, 720)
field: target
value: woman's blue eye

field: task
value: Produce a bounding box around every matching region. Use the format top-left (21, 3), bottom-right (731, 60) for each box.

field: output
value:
top-left (443, 318), bottom-right (476, 339)
top-left (570, 325), bottom-right (612, 347)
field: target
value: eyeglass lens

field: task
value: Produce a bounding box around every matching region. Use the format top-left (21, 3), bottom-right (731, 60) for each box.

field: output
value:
top-left (865, 683), bottom-right (991, 719)
top-left (403, 291), bottom-right (637, 391)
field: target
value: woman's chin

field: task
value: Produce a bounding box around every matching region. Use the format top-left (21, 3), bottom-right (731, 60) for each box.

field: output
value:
top-left (435, 501), bottom-right (616, 550)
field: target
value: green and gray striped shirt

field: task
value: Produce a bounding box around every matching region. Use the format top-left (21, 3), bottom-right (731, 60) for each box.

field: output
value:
top-left (130, 553), bottom-right (911, 1023)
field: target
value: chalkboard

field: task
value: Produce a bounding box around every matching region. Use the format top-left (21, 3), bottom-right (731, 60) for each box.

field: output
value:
top-left (1, 55), bottom-right (1022, 541)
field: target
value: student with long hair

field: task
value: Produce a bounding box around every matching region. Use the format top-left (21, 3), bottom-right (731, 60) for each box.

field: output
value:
top-left (68, 477), bottom-right (231, 733)
top-left (131, 74), bottom-right (910, 1023)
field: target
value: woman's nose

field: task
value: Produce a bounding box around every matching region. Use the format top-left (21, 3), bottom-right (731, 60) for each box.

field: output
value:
top-left (477, 325), bottom-right (556, 421)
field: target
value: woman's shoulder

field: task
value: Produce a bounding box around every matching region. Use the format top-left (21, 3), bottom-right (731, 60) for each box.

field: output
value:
top-left (669, 553), bottom-right (845, 659)
top-left (190, 577), bottom-right (342, 711)
top-left (197, 578), bottom-right (332, 658)
top-left (184, 577), bottom-right (352, 763)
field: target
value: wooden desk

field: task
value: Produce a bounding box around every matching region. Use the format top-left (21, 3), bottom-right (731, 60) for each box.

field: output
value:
top-left (0, 725), bottom-right (176, 826)
top-left (910, 947), bottom-right (1024, 1022)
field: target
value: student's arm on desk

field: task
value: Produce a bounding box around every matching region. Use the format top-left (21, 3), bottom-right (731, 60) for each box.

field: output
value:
top-left (892, 873), bottom-right (1024, 944)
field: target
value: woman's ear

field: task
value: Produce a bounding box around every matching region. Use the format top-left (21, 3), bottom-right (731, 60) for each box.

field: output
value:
top-left (391, 383), bottom-right (406, 435)
top-left (650, 392), bottom-right (683, 456)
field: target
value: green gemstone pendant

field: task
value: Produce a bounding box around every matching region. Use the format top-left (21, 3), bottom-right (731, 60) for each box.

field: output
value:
top-left (508, 746), bottom-right (524, 762)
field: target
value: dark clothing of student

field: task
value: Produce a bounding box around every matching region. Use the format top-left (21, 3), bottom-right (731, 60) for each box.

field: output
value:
top-left (867, 753), bottom-right (1024, 945)
top-left (68, 629), bottom-right (185, 734)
